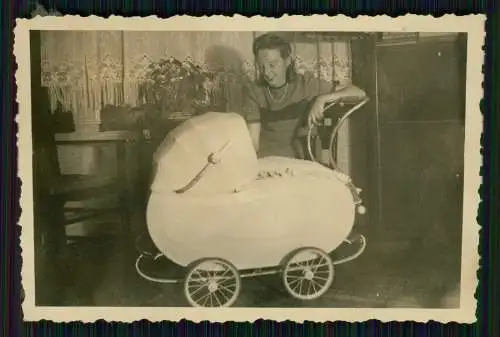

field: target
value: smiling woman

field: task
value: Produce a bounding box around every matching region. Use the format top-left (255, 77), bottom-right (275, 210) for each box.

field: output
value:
top-left (241, 33), bottom-right (366, 159)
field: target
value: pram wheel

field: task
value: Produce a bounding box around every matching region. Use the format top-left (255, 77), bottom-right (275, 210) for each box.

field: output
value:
top-left (184, 258), bottom-right (241, 307)
top-left (282, 247), bottom-right (334, 301)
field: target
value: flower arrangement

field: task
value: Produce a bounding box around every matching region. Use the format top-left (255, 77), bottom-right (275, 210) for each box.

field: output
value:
top-left (139, 56), bottom-right (221, 117)
top-left (101, 56), bottom-right (240, 143)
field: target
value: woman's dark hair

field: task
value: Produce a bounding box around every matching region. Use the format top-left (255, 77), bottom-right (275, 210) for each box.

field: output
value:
top-left (252, 33), bottom-right (297, 85)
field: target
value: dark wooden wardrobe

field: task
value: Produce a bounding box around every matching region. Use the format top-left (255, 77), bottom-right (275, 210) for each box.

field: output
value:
top-left (350, 33), bottom-right (467, 247)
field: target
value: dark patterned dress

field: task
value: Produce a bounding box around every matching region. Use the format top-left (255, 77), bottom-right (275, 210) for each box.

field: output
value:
top-left (241, 72), bottom-right (333, 159)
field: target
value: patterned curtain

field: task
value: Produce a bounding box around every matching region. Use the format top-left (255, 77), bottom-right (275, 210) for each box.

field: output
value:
top-left (40, 31), bottom-right (124, 126)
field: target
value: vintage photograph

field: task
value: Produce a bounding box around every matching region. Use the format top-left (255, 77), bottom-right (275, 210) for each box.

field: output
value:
top-left (16, 15), bottom-right (484, 323)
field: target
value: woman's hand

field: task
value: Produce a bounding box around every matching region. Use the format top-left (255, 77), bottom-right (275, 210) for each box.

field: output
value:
top-left (308, 96), bottom-right (329, 127)
top-left (308, 84), bottom-right (367, 127)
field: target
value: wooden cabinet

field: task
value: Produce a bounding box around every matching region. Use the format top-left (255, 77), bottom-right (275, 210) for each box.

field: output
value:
top-left (350, 34), bottom-right (467, 244)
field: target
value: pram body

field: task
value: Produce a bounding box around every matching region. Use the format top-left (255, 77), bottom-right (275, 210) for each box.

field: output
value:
top-left (137, 100), bottom-right (369, 307)
top-left (147, 156), bottom-right (356, 271)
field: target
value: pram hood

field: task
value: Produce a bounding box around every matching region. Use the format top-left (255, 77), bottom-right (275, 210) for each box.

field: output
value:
top-left (151, 112), bottom-right (259, 196)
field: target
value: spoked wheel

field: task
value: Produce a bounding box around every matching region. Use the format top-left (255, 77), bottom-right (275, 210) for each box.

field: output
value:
top-left (184, 258), bottom-right (241, 308)
top-left (282, 247), bottom-right (334, 300)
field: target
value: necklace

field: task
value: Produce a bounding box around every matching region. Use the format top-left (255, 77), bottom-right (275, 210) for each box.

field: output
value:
top-left (267, 83), bottom-right (288, 103)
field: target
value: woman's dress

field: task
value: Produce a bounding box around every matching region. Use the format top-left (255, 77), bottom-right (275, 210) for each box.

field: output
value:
top-left (242, 72), bottom-right (334, 159)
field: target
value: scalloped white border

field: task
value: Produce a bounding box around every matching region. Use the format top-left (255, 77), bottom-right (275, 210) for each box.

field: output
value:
top-left (15, 14), bottom-right (485, 323)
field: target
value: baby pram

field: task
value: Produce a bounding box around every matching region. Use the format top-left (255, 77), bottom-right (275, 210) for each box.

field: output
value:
top-left (135, 97), bottom-right (370, 307)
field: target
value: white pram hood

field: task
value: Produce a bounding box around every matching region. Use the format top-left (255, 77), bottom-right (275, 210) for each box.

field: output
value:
top-left (151, 112), bottom-right (259, 196)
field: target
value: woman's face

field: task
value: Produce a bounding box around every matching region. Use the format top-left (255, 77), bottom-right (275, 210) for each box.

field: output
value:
top-left (256, 48), bottom-right (291, 88)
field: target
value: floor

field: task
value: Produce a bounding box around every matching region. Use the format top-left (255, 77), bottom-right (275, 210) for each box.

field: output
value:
top-left (36, 211), bottom-right (462, 309)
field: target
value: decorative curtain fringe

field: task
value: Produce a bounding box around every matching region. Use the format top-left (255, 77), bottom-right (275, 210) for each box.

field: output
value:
top-left (49, 81), bottom-right (124, 123)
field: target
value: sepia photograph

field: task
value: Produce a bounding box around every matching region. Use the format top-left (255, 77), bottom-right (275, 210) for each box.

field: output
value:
top-left (16, 15), bottom-right (484, 323)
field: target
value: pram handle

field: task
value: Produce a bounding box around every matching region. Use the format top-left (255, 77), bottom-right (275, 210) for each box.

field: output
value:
top-left (306, 97), bottom-right (370, 171)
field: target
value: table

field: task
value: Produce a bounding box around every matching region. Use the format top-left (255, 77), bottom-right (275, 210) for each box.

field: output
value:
top-left (55, 130), bottom-right (142, 240)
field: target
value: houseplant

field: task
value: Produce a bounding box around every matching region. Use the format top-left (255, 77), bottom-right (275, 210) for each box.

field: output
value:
top-left (138, 57), bottom-right (227, 141)
top-left (100, 56), bottom-right (222, 137)
top-left (140, 57), bottom-right (221, 116)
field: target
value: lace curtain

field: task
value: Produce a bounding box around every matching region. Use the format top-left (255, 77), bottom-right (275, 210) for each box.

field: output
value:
top-left (40, 31), bottom-right (352, 123)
